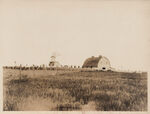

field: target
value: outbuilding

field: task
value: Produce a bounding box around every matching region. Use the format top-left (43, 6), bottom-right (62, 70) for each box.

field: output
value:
top-left (82, 55), bottom-right (111, 71)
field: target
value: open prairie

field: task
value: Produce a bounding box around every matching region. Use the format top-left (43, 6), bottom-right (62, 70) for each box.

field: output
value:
top-left (3, 69), bottom-right (147, 111)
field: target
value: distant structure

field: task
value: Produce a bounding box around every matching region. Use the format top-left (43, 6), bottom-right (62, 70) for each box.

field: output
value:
top-left (82, 55), bottom-right (111, 71)
top-left (49, 55), bottom-right (61, 67)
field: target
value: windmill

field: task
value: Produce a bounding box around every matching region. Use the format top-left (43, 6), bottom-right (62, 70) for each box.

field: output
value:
top-left (49, 52), bottom-right (61, 67)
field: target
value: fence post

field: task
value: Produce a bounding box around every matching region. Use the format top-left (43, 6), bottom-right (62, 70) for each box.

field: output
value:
top-left (33, 64), bottom-right (35, 77)
top-left (19, 64), bottom-right (22, 80)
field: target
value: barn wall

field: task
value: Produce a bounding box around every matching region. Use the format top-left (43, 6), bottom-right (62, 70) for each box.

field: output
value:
top-left (98, 57), bottom-right (111, 70)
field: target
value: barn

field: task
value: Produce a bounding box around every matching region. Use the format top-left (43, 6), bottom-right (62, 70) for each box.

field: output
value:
top-left (82, 55), bottom-right (111, 71)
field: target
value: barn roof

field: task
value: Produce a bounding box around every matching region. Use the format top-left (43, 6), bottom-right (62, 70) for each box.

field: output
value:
top-left (82, 56), bottom-right (102, 68)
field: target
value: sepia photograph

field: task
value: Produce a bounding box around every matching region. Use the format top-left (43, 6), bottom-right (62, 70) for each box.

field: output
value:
top-left (1, 0), bottom-right (150, 112)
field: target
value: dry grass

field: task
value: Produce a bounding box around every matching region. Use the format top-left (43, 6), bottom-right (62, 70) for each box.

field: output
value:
top-left (3, 70), bottom-right (147, 111)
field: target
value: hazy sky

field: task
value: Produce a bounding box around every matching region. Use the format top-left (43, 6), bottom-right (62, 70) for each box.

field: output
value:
top-left (0, 0), bottom-right (150, 71)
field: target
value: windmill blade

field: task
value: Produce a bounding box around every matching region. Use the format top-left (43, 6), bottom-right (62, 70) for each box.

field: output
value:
top-left (52, 52), bottom-right (61, 57)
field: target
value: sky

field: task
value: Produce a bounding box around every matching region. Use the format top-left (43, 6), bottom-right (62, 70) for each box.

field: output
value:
top-left (0, 0), bottom-right (150, 71)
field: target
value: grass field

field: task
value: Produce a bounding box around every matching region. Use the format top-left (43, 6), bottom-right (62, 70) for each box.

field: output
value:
top-left (3, 69), bottom-right (147, 111)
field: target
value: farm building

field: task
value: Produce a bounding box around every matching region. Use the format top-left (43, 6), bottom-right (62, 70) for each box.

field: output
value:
top-left (49, 56), bottom-right (61, 67)
top-left (82, 55), bottom-right (111, 71)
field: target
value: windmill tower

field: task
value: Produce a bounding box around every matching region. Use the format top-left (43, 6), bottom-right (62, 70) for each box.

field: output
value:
top-left (51, 55), bottom-right (56, 62)
top-left (49, 52), bottom-right (61, 67)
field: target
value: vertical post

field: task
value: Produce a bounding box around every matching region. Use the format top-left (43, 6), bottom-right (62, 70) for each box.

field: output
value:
top-left (33, 64), bottom-right (35, 77)
top-left (19, 64), bottom-right (22, 80)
